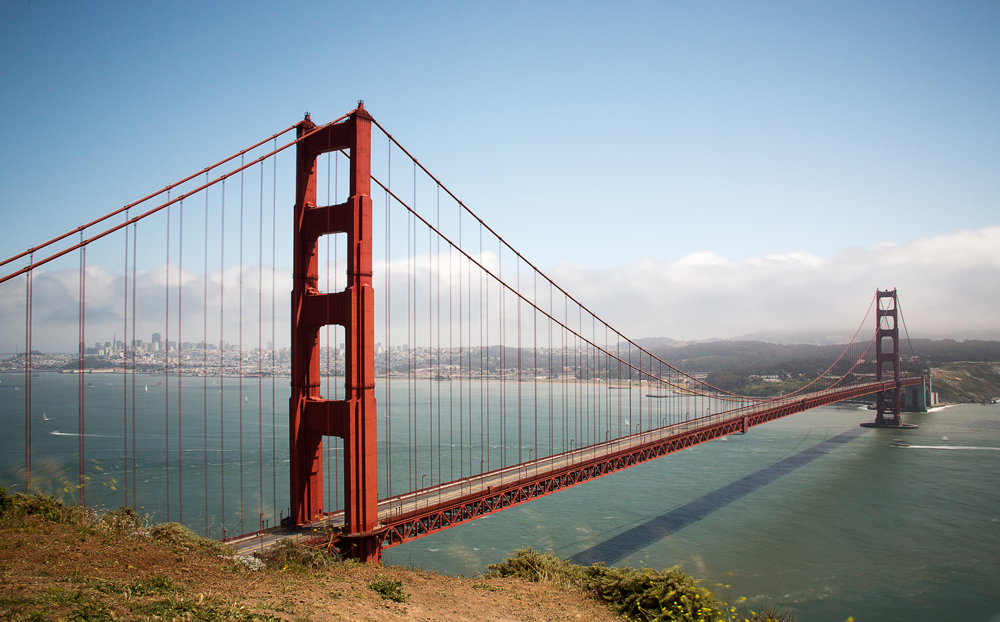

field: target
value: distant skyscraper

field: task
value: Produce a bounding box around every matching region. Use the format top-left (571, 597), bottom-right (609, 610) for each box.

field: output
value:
top-left (152, 333), bottom-right (162, 344)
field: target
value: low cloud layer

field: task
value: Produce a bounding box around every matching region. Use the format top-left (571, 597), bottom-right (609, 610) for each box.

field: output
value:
top-left (546, 226), bottom-right (1000, 342)
top-left (2, 226), bottom-right (998, 352)
top-left (0, 264), bottom-right (292, 354)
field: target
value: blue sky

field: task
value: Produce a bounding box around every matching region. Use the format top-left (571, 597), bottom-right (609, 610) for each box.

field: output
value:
top-left (2, 1), bottom-right (998, 342)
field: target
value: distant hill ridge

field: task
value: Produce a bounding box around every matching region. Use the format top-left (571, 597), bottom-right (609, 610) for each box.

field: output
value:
top-left (633, 337), bottom-right (1000, 374)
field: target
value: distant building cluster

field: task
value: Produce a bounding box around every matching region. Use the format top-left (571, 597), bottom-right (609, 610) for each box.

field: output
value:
top-left (0, 336), bottom-right (673, 385)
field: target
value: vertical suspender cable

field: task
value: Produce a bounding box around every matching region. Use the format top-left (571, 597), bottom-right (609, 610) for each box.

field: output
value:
top-left (271, 140), bottom-right (278, 524)
top-left (406, 182), bottom-right (413, 491)
top-left (549, 282), bottom-right (553, 455)
top-left (122, 218), bottom-right (129, 507)
top-left (499, 240), bottom-right (505, 468)
top-left (627, 328), bottom-right (631, 437)
top-left (165, 201), bottom-right (171, 519)
top-left (131, 226), bottom-right (137, 507)
top-left (436, 184), bottom-right (442, 486)
top-left (24, 260), bottom-right (33, 494)
top-left (467, 214), bottom-right (473, 476)
top-left (479, 223), bottom-right (484, 474)
top-left (385, 141), bottom-right (392, 497)
top-left (258, 159), bottom-right (265, 532)
top-left (203, 177), bottom-right (210, 535)
top-left (516, 256), bottom-right (521, 464)
top-left (238, 157), bottom-right (245, 535)
top-left (446, 187), bottom-right (454, 483)
top-left (336, 156), bottom-right (341, 510)
top-left (178, 199), bottom-right (184, 524)
top-left (128, 224), bottom-right (136, 506)
top-left (516, 257), bottom-right (521, 463)
top-left (483, 223), bottom-right (489, 471)
top-left (78, 241), bottom-right (86, 506)
top-left (457, 196), bottom-right (463, 478)
top-left (219, 180), bottom-right (226, 538)
top-left (428, 190), bottom-right (434, 486)
top-left (325, 153), bottom-right (332, 508)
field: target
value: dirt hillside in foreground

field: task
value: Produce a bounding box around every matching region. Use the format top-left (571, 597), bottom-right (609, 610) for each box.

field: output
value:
top-left (0, 514), bottom-right (620, 621)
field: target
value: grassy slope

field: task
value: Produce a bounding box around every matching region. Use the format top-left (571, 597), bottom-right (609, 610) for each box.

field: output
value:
top-left (0, 491), bottom-right (791, 622)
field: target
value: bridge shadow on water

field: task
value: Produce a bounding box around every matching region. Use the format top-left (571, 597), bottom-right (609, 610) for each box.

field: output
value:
top-left (569, 427), bottom-right (867, 566)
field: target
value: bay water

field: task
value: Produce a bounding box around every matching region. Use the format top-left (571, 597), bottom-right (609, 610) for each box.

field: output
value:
top-left (1, 370), bottom-right (998, 620)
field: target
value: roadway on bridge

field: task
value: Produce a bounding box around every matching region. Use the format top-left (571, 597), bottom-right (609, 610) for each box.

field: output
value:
top-left (232, 383), bottom-right (906, 556)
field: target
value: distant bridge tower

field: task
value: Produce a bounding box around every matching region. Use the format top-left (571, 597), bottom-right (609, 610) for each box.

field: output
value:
top-left (289, 103), bottom-right (381, 560)
top-left (862, 289), bottom-right (918, 429)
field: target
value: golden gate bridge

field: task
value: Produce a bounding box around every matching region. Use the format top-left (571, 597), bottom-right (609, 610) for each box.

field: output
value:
top-left (0, 103), bottom-right (924, 561)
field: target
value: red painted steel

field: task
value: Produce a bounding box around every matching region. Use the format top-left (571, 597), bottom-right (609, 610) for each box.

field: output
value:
top-left (375, 377), bottom-right (923, 549)
top-left (874, 289), bottom-right (902, 426)
top-left (0, 116), bottom-right (352, 287)
top-left (290, 103), bottom-right (381, 560)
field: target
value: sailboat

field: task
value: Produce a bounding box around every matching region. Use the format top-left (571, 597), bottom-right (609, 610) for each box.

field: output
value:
top-left (144, 384), bottom-right (148, 392)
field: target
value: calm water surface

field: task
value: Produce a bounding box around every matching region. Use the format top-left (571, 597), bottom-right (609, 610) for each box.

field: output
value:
top-left (2, 371), bottom-right (998, 621)
top-left (382, 402), bottom-right (1000, 621)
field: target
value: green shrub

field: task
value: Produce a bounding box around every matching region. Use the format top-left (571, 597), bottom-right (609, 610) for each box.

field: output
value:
top-left (91, 574), bottom-right (176, 597)
top-left (585, 562), bottom-right (723, 621)
top-left (149, 522), bottom-right (232, 556)
top-left (0, 486), bottom-right (11, 514)
top-left (735, 604), bottom-right (795, 621)
top-left (254, 538), bottom-right (334, 572)
top-left (489, 547), bottom-right (725, 622)
top-left (368, 577), bottom-right (406, 603)
top-left (128, 596), bottom-right (281, 621)
top-left (8, 493), bottom-right (87, 524)
top-left (488, 547), bottom-right (584, 586)
top-left (64, 601), bottom-right (114, 622)
top-left (100, 506), bottom-right (147, 536)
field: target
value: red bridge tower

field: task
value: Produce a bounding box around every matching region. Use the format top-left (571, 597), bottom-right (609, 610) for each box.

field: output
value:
top-left (862, 288), bottom-right (918, 429)
top-left (290, 103), bottom-right (381, 560)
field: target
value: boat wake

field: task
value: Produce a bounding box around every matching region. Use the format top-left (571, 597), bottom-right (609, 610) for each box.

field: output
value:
top-left (906, 445), bottom-right (1000, 451)
top-left (927, 405), bottom-right (958, 412)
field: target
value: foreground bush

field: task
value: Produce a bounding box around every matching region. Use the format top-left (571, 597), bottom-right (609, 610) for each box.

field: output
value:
top-left (150, 522), bottom-right (233, 556)
top-left (489, 547), bottom-right (794, 622)
top-left (490, 548), bottom-right (723, 621)
top-left (254, 537), bottom-right (338, 572)
top-left (0, 489), bottom-right (93, 525)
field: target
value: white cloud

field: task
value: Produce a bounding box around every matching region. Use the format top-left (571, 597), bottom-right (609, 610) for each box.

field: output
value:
top-left (0, 264), bottom-right (292, 353)
top-left (546, 226), bottom-right (1000, 341)
top-left (3, 226), bottom-right (998, 352)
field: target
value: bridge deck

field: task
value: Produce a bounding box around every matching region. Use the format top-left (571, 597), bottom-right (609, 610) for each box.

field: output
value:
top-left (231, 377), bottom-right (921, 555)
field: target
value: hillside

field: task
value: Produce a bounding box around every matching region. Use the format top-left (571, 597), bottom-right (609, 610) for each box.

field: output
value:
top-left (0, 505), bottom-right (618, 622)
top-left (0, 492), bottom-right (790, 622)
top-left (636, 338), bottom-right (1000, 400)
top-left (931, 362), bottom-right (1000, 404)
